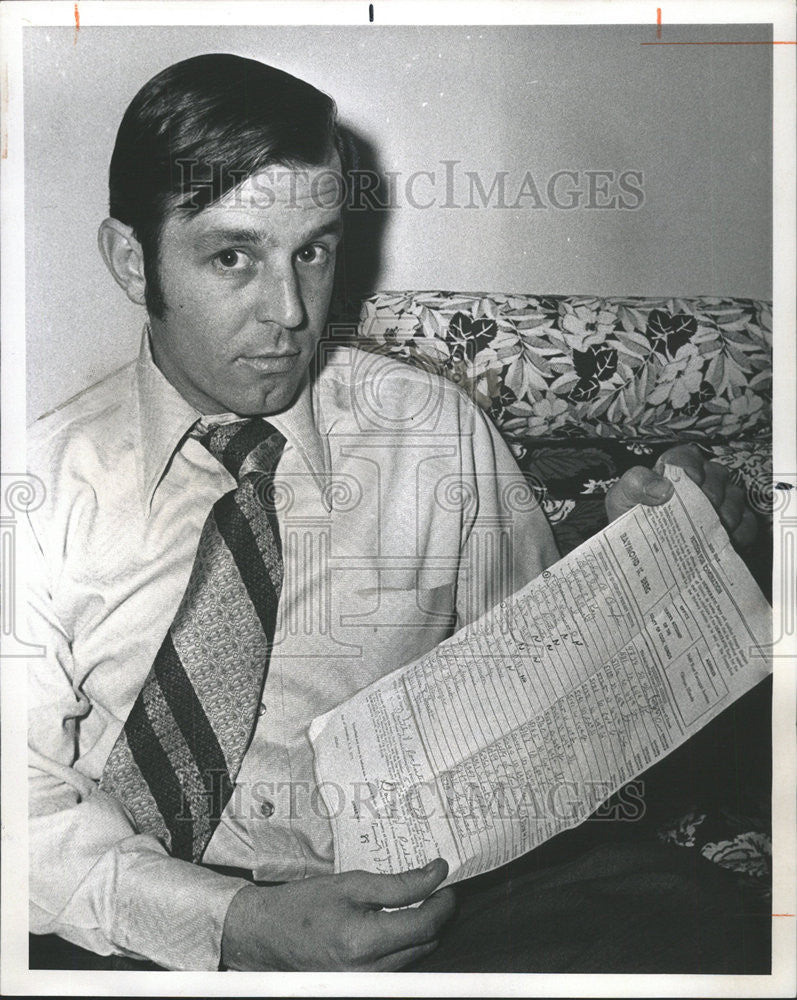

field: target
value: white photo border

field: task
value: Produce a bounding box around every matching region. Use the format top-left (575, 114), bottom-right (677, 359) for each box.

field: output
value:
top-left (2, 1), bottom-right (794, 996)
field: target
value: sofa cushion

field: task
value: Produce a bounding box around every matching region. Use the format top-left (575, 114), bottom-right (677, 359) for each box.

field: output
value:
top-left (514, 437), bottom-right (773, 592)
top-left (358, 292), bottom-right (772, 441)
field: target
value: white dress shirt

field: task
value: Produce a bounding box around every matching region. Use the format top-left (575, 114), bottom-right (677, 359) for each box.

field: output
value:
top-left (26, 330), bottom-right (559, 970)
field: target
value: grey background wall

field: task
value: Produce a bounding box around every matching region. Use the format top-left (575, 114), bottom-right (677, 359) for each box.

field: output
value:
top-left (24, 23), bottom-right (772, 422)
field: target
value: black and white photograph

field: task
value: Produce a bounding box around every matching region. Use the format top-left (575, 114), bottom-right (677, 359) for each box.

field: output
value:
top-left (1, 0), bottom-right (794, 994)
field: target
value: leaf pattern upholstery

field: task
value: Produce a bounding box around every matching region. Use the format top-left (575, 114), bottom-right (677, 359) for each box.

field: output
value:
top-left (355, 291), bottom-right (774, 560)
top-left (358, 292), bottom-right (772, 439)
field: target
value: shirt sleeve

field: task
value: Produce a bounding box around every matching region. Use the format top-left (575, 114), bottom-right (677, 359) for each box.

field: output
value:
top-left (455, 399), bottom-right (560, 627)
top-left (25, 513), bottom-right (250, 971)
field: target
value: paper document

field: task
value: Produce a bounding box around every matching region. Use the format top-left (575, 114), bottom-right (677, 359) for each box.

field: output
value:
top-left (309, 466), bottom-right (772, 886)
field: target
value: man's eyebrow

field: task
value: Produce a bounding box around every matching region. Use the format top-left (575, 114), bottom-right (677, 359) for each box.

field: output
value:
top-left (192, 219), bottom-right (343, 250)
top-left (299, 218), bottom-right (343, 242)
top-left (192, 227), bottom-right (268, 250)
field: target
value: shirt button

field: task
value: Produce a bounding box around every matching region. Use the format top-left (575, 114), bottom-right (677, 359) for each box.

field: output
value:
top-left (258, 702), bottom-right (266, 716)
top-left (260, 800), bottom-right (275, 818)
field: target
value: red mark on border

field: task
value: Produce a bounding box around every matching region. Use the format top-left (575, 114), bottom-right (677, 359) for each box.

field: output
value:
top-left (73, 3), bottom-right (80, 45)
top-left (643, 40), bottom-right (796, 45)
top-left (772, 913), bottom-right (795, 917)
top-left (646, 7), bottom-right (794, 45)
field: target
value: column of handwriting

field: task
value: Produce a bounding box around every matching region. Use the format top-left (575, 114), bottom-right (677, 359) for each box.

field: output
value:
top-left (400, 616), bottom-right (686, 879)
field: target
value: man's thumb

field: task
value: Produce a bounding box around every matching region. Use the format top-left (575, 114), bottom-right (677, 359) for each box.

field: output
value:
top-left (606, 465), bottom-right (673, 522)
top-left (358, 858), bottom-right (449, 908)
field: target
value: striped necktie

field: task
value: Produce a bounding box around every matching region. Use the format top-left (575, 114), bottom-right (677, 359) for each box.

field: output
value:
top-left (100, 418), bottom-right (287, 862)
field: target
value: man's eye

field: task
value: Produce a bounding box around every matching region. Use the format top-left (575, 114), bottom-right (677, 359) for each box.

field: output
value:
top-left (213, 249), bottom-right (250, 271)
top-left (296, 245), bottom-right (329, 265)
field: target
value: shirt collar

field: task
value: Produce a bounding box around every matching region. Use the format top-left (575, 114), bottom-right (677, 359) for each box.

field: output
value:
top-left (134, 327), bottom-right (330, 514)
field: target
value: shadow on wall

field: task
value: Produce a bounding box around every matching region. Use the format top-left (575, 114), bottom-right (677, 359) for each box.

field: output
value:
top-left (332, 122), bottom-right (391, 321)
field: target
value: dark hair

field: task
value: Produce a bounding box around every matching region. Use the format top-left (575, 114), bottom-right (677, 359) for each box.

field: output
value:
top-left (109, 53), bottom-right (340, 317)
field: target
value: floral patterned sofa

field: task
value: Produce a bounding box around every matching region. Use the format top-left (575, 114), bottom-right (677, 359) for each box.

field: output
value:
top-left (354, 292), bottom-right (772, 569)
top-left (350, 291), bottom-right (774, 920)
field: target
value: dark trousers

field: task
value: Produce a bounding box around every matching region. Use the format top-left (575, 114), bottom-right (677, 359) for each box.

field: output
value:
top-left (29, 835), bottom-right (770, 974)
top-left (410, 839), bottom-right (770, 973)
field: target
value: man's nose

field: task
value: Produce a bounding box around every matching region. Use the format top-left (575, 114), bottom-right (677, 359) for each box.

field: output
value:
top-left (255, 265), bottom-right (305, 330)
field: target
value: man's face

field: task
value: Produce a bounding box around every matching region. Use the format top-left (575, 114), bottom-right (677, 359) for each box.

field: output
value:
top-left (148, 154), bottom-right (343, 415)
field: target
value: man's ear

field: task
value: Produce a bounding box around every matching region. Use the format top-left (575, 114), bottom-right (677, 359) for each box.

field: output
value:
top-left (97, 218), bottom-right (148, 306)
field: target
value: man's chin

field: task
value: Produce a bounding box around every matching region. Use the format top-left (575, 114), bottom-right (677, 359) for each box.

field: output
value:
top-left (227, 381), bottom-right (305, 418)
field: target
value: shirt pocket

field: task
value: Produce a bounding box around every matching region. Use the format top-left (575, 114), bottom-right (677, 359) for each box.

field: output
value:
top-left (342, 581), bottom-right (455, 628)
top-left (334, 570), bottom-right (456, 666)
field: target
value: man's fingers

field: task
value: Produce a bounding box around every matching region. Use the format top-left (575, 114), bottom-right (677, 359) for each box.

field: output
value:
top-left (734, 507), bottom-right (758, 549)
top-left (656, 443), bottom-right (706, 485)
top-left (606, 443), bottom-right (756, 554)
top-left (696, 461), bottom-right (730, 510)
top-left (367, 888), bottom-right (456, 970)
top-left (716, 481), bottom-right (745, 534)
top-left (342, 867), bottom-right (454, 967)
top-left (347, 858), bottom-right (449, 909)
top-left (372, 885), bottom-right (456, 945)
top-left (370, 939), bottom-right (440, 971)
top-left (718, 484), bottom-right (757, 548)
top-left (657, 448), bottom-right (757, 548)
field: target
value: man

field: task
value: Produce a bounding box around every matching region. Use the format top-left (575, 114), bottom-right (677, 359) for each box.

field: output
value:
top-left (26, 53), bottom-right (757, 973)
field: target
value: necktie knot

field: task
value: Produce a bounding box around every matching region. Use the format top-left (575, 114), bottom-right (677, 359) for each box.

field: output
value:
top-left (196, 418), bottom-right (286, 482)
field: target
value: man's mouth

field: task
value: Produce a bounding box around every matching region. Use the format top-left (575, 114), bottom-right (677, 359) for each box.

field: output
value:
top-left (237, 351), bottom-right (301, 373)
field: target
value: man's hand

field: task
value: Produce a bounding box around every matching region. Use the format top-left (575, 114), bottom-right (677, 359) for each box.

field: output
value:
top-left (221, 858), bottom-right (455, 971)
top-left (605, 443), bottom-right (757, 548)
